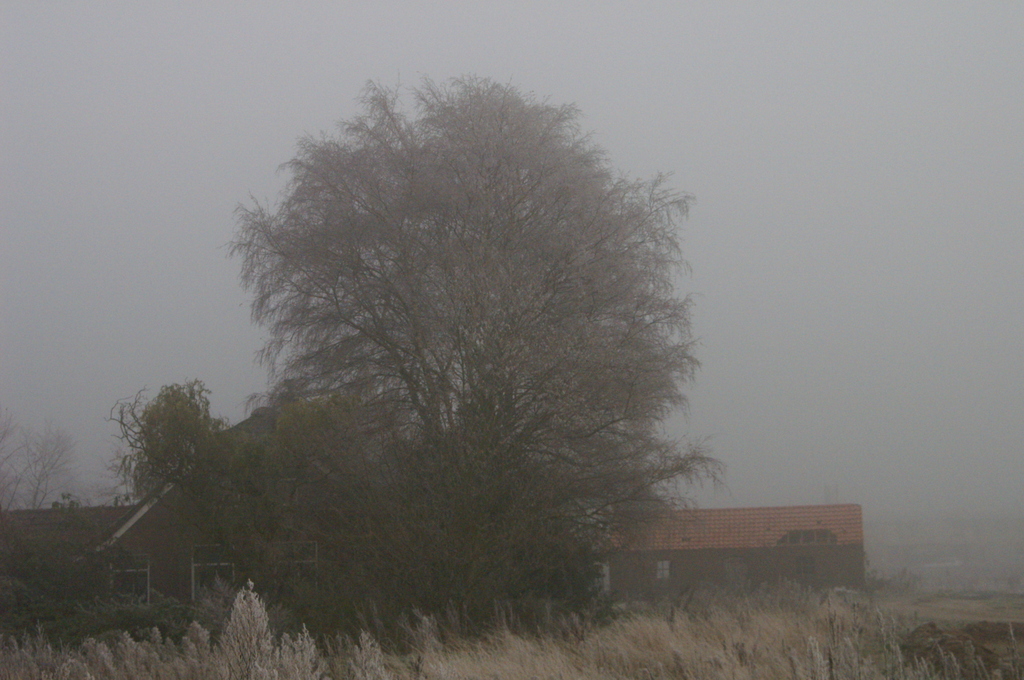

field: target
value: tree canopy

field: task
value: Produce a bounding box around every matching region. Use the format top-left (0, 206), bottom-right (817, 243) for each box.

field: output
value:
top-left (112, 381), bottom-right (228, 498)
top-left (231, 76), bottom-right (717, 621)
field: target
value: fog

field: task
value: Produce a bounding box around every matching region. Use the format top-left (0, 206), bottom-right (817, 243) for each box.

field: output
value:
top-left (2, 3), bottom-right (1022, 526)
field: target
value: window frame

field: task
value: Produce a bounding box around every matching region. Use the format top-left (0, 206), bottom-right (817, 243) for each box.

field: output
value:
top-left (191, 544), bottom-right (235, 600)
top-left (598, 562), bottom-right (611, 593)
top-left (270, 540), bottom-right (318, 587)
top-left (777, 529), bottom-right (838, 545)
top-left (111, 552), bottom-right (150, 603)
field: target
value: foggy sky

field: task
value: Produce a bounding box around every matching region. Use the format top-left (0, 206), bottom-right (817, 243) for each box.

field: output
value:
top-left (2, 2), bottom-right (1022, 518)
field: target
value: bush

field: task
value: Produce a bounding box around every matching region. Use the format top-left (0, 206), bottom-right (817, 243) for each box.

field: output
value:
top-left (0, 583), bottom-right (325, 680)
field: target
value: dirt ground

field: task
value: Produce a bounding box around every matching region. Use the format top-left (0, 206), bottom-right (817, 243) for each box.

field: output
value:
top-left (878, 592), bottom-right (1024, 624)
top-left (876, 593), bottom-right (1024, 675)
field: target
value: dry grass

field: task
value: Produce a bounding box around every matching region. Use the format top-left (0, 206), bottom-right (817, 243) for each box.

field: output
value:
top-left (398, 590), bottom-right (885, 680)
top-left (1, 585), bottom-right (1019, 680)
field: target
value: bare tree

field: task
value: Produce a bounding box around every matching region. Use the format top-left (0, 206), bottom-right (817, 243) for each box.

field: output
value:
top-left (17, 421), bottom-right (76, 510)
top-left (0, 408), bottom-right (77, 511)
top-left (0, 404), bottom-right (19, 511)
top-left (232, 77), bottom-right (719, 617)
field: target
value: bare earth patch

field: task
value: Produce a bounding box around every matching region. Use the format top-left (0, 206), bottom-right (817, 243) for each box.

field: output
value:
top-left (878, 593), bottom-right (1024, 676)
top-left (879, 592), bottom-right (1024, 623)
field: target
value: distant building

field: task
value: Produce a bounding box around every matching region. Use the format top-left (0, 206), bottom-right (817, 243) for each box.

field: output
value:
top-left (608, 504), bottom-right (865, 598)
top-left (1, 483), bottom-right (317, 603)
top-left (4, 491), bottom-right (864, 605)
top-left (0, 409), bottom-right (322, 605)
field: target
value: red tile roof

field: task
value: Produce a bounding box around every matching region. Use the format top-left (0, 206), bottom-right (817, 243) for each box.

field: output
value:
top-left (626, 504), bottom-right (863, 551)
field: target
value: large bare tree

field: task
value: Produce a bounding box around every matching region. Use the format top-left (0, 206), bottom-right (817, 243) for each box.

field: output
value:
top-left (232, 77), bottom-right (718, 617)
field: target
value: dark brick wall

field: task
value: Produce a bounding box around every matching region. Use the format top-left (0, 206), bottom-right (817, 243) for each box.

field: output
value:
top-left (114, 490), bottom-right (203, 601)
top-left (608, 544), bottom-right (865, 600)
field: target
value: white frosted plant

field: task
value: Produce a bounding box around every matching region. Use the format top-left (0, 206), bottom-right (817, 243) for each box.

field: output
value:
top-left (277, 627), bottom-right (322, 680)
top-left (182, 620), bottom-right (213, 664)
top-left (78, 637), bottom-right (116, 678)
top-left (219, 581), bottom-right (276, 680)
top-left (349, 631), bottom-right (393, 680)
top-left (213, 582), bottom-right (324, 680)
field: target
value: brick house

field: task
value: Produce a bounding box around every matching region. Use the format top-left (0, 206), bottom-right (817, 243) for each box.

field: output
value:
top-left (4, 491), bottom-right (863, 604)
top-left (99, 484), bottom-right (316, 602)
top-left (607, 504), bottom-right (865, 598)
top-left (95, 484), bottom-right (209, 601)
top-left (0, 488), bottom-right (195, 602)
top-left (1, 409), bottom-right (318, 604)
top-left (1, 483), bottom-right (317, 603)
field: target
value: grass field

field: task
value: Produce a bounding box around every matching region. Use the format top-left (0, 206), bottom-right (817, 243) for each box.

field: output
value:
top-left (2, 585), bottom-right (1023, 679)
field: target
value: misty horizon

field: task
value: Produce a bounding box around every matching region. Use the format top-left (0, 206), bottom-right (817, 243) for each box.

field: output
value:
top-left (2, 3), bottom-right (1022, 523)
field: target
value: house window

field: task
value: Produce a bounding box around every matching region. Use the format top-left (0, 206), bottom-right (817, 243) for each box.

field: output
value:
top-left (111, 553), bottom-right (150, 602)
top-left (271, 541), bottom-right (318, 584)
top-left (262, 541), bottom-right (318, 599)
top-left (777, 529), bottom-right (837, 545)
top-left (599, 563), bottom-right (611, 593)
top-left (655, 560), bottom-right (671, 580)
top-left (192, 544), bottom-right (234, 600)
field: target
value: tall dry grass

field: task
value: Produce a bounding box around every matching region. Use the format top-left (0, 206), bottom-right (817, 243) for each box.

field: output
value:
top-left (392, 588), bottom-right (892, 680)
top-left (0, 583), bottom-right (1017, 680)
top-left (382, 588), bottom-right (1023, 680)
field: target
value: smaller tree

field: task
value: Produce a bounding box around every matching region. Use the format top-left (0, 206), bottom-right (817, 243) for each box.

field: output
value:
top-left (112, 381), bottom-right (229, 499)
top-left (0, 404), bottom-right (18, 510)
top-left (0, 406), bottom-right (77, 511)
top-left (111, 383), bottom-right (324, 609)
top-left (17, 423), bottom-right (76, 510)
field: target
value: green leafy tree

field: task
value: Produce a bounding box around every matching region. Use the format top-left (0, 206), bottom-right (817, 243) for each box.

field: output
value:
top-left (112, 380), bottom-right (229, 499)
top-left (111, 384), bottom-right (331, 619)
